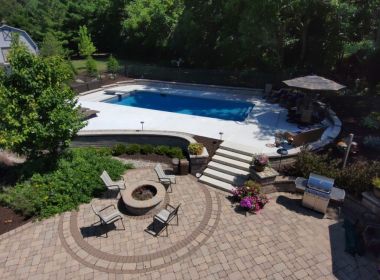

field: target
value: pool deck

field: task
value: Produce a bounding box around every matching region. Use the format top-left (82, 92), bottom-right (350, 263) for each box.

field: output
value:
top-left (78, 82), bottom-right (300, 155)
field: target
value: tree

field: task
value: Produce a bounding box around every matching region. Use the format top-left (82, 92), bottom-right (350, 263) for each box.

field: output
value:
top-left (78, 25), bottom-right (96, 57)
top-left (0, 38), bottom-right (85, 158)
top-left (121, 0), bottom-right (184, 56)
top-left (40, 32), bottom-right (67, 57)
top-left (107, 55), bottom-right (119, 74)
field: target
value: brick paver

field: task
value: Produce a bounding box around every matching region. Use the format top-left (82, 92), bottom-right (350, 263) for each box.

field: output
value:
top-left (0, 166), bottom-right (379, 279)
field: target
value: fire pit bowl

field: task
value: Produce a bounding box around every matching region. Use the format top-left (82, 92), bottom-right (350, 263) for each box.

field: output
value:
top-left (122, 180), bottom-right (166, 216)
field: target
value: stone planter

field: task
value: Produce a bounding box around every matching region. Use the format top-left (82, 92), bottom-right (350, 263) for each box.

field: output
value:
top-left (250, 166), bottom-right (279, 186)
top-left (188, 147), bottom-right (209, 175)
top-left (253, 164), bottom-right (266, 172)
top-left (373, 188), bottom-right (380, 199)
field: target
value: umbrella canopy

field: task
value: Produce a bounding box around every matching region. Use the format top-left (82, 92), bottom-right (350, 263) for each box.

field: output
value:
top-left (283, 75), bottom-right (346, 91)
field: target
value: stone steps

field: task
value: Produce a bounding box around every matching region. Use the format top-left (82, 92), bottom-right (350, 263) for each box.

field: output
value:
top-left (220, 141), bottom-right (258, 156)
top-left (207, 161), bottom-right (250, 176)
top-left (211, 155), bottom-right (251, 171)
top-left (203, 168), bottom-right (248, 185)
top-left (215, 148), bottom-right (252, 163)
top-left (199, 141), bottom-right (255, 193)
top-left (198, 175), bottom-right (236, 193)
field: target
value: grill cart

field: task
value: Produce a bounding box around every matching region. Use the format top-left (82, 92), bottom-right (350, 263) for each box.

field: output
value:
top-left (295, 173), bottom-right (345, 214)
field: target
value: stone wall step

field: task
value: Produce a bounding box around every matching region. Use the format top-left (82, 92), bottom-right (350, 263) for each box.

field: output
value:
top-left (212, 155), bottom-right (250, 171)
top-left (208, 161), bottom-right (250, 176)
top-left (203, 168), bottom-right (248, 185)
top-left (220, 141), bottom-right (258, 156)
top-left (216, 149), bottom-right (252, 163)
top-left (198, 175), bottom-right (235, 193)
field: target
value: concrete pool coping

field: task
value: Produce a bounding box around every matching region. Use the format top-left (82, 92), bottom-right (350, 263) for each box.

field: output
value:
top-left (78, 80), bottom-right (341, 157)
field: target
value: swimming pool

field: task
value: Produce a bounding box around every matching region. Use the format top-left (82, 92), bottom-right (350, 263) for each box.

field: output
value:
top-left (105, 91), bottom-right (254, 121)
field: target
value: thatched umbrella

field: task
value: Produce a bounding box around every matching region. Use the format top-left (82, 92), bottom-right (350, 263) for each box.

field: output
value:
top-left (283, 75), bottom-right (346, 91)
top-left (282, 75), bottom-right (345, 123)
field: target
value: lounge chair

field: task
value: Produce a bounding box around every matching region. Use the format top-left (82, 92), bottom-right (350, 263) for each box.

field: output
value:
top-left (153, 203), bottom-right (181, 236)
top-left (100, 170), bottom-right (126, 198)
top-left (91, 204), bottom-right (125, 237)
top-left (154, 164), bottom-right (176, 191)
top-left (283, 127), bottom-right (327, 147)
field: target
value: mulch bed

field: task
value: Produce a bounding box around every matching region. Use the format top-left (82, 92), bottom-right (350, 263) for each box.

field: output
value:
top-left (0, 152), bottom-right (30, 235)
top-left (327, 95), bottom-right (380, 162)
top-left (0, 206), bottom-right (30, 235)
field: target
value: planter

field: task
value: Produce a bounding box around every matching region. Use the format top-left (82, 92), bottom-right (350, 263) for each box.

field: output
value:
top-left (253, 164), bottom-right (266, 172)
top-left (373, 188), bottom-right (380, 199)
top-left (188, 147), bottom-right (209, 175)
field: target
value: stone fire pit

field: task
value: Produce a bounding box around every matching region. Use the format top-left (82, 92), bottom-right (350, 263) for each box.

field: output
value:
top-left (121, 180), bottom-right (166, 216)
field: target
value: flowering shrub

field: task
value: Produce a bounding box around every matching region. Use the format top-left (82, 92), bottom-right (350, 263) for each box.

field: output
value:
top-left (232, 180), bottom-right (269, 213)
top-left (253, 154), bottom-right (269, 167)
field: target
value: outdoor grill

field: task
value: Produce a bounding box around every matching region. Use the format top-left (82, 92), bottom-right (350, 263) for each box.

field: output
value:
top-left (302, 173), bottom-right (334, 214)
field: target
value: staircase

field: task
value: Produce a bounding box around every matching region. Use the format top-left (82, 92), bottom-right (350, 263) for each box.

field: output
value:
top-left (199, 141), bottom-right (256, 193)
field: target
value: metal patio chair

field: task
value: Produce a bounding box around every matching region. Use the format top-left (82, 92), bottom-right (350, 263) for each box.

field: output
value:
top-left (91, 204), bottom-right (125, 237)
top-left (153, 203), bottom-right (181, 236)
top-left (100, 170), bottom-right (126, 198)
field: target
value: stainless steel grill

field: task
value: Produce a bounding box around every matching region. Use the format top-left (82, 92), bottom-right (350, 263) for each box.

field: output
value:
top-left (302, 173), bottom-right (334, 214)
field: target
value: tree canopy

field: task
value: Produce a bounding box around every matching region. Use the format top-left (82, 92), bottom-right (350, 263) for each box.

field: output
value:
top-left (0, 0), bottom-right (379, 82)
top-left (78, 25), bottom-right (96, 57)
top-left (0, 38), bottom-right (85, 158)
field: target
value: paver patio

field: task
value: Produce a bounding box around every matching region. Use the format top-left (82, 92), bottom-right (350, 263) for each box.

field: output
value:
top-left (0, 166), bottom-right (378, 280)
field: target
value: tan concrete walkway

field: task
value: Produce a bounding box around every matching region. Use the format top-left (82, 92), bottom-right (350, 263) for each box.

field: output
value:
top-left (0, 168), bottom-right (378, 279)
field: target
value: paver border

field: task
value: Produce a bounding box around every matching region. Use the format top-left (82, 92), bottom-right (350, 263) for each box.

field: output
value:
top-left (58, 180), bottom-right (221, 273)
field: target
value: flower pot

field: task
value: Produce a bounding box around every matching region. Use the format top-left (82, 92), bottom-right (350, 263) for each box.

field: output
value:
top-left (254, 165), bottom-right (265, 172)
top-left (373, 188), bottom-right (380, 199)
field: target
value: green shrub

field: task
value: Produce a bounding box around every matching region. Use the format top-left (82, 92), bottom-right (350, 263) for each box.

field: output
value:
top-left (167, 147), bottom-right (184, 159)
top-left (154, 145), bottom-right (170, 155)
top-left (363, 136), bottom-right (380, 151)
top-left (112, 144), bottom-right (127, 156)
top-left (125, 144), bottom-right (141, 155)
top-left (110, 143), bottom-right (184, 158)
top-left (290, 150), bottom-right (340, 179)
top-left (0, 148), bottom-right (132, 218)
top-left (107, 55), bottom-right (120, 74)
top-left (85, 56), bottom-right (98, 77)
top-left (244, 180), bottom-right (261, 194)
top-left (188, 143), bottom-right (204, 155)
top-left (373, 177), bottom-right (380, 189)
top-left (291, 151), bottom-right (380, 197)
top-left (140, 144), bottom-right (154, 155)
top-left (338, 161), bottom-right (380, 196)
top-left (362, 112), bottom-right (380, 130)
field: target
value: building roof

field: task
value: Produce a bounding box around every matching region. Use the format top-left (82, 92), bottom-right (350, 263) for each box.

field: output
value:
top-left (0, 24), bottom-right (38, 51)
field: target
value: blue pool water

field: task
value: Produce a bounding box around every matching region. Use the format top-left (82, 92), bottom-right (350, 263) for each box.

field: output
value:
top-left (105, 91), bottom-right (254, 121)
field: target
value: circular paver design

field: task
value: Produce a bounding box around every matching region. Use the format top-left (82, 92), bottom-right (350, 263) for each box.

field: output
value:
top-left (59, 169), bottom-right (221, 274)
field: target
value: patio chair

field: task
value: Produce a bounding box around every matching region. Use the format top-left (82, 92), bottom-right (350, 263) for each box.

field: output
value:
top-left (91, 204), bottom-right (125, 237)
top-left (154, 164), bottom-right (176, 192)
top-left (153, 203), bottom-right (181, 236)
top-left (100, 170), bottom-right (126, 198)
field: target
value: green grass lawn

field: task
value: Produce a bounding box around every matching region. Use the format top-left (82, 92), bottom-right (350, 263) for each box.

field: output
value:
top-left (71, 57), bottom-right (161, 75)
top-left (71, 58), bottom-right (110, 74)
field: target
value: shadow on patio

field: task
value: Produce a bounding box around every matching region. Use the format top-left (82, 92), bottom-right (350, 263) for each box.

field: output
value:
top-left (275, 195), bottom-right (324, 219)
top-left (328, 221), bottom-right (380, 279)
